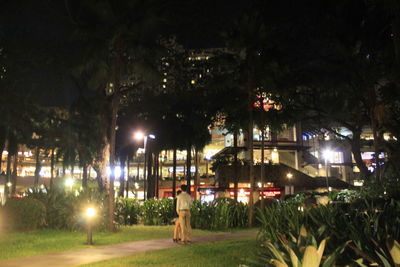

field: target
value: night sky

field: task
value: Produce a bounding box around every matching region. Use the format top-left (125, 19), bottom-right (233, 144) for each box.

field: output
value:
top-left (0, 0), bottom-right (249, 106)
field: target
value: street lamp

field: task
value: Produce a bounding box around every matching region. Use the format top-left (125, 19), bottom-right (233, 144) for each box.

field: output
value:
top-left (86, 207), bottom-right (96, 245)
top-left (65, 178), bottom-right (74, 191)
top-left (134, 130), bottom-right (156, 200)
top-left (323, 149), bottom-right (333, 192)
top-left (286, 172), bottom-right (293, 194)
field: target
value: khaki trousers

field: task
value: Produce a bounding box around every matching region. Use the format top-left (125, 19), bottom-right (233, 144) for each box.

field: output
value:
top-left (173, 219), bottom-right (181, 240)
top-left (178, 210), bottom-right (192, 242)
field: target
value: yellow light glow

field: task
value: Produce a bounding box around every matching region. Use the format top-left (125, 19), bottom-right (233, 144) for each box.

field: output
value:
top-left (65, 178), bottom-right (74, 187)
top-left (86, 207), bottom-right (95, 217)
top-left (134, 131), bottom-right (144, 141)
top-left (191, 80), bottom-right (196, 84)
top-left (286, 173), bottom-right (293, 179)
top-left (6, 182), bottom-right (12, 187)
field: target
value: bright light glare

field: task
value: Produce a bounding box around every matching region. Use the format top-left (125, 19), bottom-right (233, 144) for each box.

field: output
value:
top-left (106, 166), bottom-right (121, 179)
top-left (6, 182), bottom-right (12, 187)
top-left (86, 207), bottom-right (95, 217)
top-left (149, 134), bottom-right (156, 139)
top-left (65, 178), bottom-right (74, 187)
top-left (323, 149), bottom-right (333, 161)
top-left (134, 131), bottom-right (145, 141)
top-left (286, 173), bottom-right (293, 179)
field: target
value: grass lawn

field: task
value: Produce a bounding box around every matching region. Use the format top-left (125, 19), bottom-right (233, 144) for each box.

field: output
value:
top-left (81, 237), bottom-right (260, 267)
top-left (0, 225), bottom-right (253, 261)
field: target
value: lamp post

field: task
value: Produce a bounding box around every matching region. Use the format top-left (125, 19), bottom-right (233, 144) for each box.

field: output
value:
top-left (323, 149), bottom-right (333, 192)
top-left (286, 172), bottom-right (293, 195)
top-left (65, 178), bottom-right (74, 192)
top-left (134, 131), bottom-right (155, 200)
top-left (86, 207), bottom-right (95, 245)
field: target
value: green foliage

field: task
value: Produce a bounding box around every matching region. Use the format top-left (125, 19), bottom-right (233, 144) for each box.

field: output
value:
top-left (257, 197), bottom-right (400, 266)
top-left (114, 197), bottom-right (248, 230)
top-left (141, 198), bottom-right (174, 226)
top-left (264, 226), bottom-right (346, 267)
top-left (361, 177), bottom-right (400, 200)
top-left (329, 189), bottom-right (360, 203)
top-left (115, 197), bottom-right (141, 225)
top-left (26, 188), bottom-right (107, 231)
top-left (191, 198), bottom-right (248, 230)
top-left (4, 197), bottom-right (46, 230)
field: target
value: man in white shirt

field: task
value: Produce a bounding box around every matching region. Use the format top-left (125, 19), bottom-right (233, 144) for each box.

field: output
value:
top-left (176, 184), bottom-right (193, 244)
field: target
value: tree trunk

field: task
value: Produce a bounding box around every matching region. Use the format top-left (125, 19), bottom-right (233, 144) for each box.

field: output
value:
top-left (125, 156), bottom-right (130, 198)
top-left (233, 132), bottom-right (239, 201)
top-left (172, 148), bottom-right (177, 198)
top-left (194, 148), bottom-right (199, 200)
top-left (350, 129), bottom-right (370, 180)
top-left (147, 152), bottom-right (154, 199)
top-left (247, 77), bottom-right (255, 227)
top-left (186, 144), bottom-right (192, 194)
top-left (0, 126), bottom-right (6, 172)
top-left (260, 125), bottom-right (265, 210)
top-left (154, 152), bottom-right (159, 198)
top-left (34, 147), bottom-right (41, 188)
top-left (50, 148), bottom-right (55, 189)
top-left (143, 149), bottom-right (147, 200)
top-left (11, 153), bottom-right (17, 195)
top-left (119, 157), bottom-right (126, 197)
top-left (82, 163), bottom-right (88, 189)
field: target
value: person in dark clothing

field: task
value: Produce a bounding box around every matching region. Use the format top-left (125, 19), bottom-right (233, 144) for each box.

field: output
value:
top-left (173, 190), bottom-right (182, 242)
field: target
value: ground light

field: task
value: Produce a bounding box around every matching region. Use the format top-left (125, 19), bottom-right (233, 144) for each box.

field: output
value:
top-left (323, 149), bottom-right (333, 191)
top-left (86, 207), bottom-right (96, 245)
top-left (286, 172), bottom-right (294, 194)
top-left (65, 178), bottom-right (74, 191)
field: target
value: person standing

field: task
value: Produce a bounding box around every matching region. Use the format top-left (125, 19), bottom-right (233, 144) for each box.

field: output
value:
top-left (173, 190), bottom-right (182, 242)
top-left (176, 184), bottom-right (192, 244)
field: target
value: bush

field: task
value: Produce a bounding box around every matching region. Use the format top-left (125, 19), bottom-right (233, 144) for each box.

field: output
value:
top-left (26, 188), bottom-right (107, 231)
top-left (4, 197), bottom-right (46, 230)
top-left (257, 197), bottom-right (400, 266)
top-left (141, 198), bottom-right (174, 225)
top-left (115, 197), bottom-right (142, 225)
top-left (191, 198), bottom-right (248, 230)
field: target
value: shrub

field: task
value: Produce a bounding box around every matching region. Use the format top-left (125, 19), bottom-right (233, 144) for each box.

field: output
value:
top-left (26, 188), bottom-right (107, 231)
top-left (115, 197), bottom-right (141, 225)
top-left (141, 198), bottom-right (174, 225)
top-left (257, 197), bottom-right (400, 266)
top-left (4, 197), bottom-right (46, 230)
top-left (191, 198), bottom-right (248, 230)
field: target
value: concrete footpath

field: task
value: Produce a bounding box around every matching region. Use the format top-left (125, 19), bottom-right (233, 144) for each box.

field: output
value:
top-left (0, 231), bottom-right (257, 267)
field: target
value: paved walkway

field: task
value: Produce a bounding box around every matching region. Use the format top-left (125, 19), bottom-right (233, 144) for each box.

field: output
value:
top-left (0, 231), bottom-right (257, 267)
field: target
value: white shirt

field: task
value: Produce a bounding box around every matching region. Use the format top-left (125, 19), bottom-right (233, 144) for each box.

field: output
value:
top-left (176, 192), bottom-right (192, 214)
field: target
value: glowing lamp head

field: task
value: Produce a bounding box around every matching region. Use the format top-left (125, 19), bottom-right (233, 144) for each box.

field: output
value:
top-left (65, 178), bottom-right (74, 187)
top-left (86, 207), bottom-right (96, 217)
top-left (6, 182), bottom-right (12, 187)
top-left (323, 149), bottom-right (333, 161)
top-left (134, 131), bottom-right (145, 141)
top-left (148, 134), bottom-right (156, 139)
top-left (286, 173), bottom-right (293, 179)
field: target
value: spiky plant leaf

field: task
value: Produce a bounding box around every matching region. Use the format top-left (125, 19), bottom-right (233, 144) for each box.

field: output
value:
top-left (269, 259), bottom-right (289, 267)
top-left (387, 239), bottom-right (400, 266)
top-left (376, 250), bottom-right (392, 267)
top-left (266, 242), bottom-right (286, 263)
top-left (302, 246), bottom-right (320, 267)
